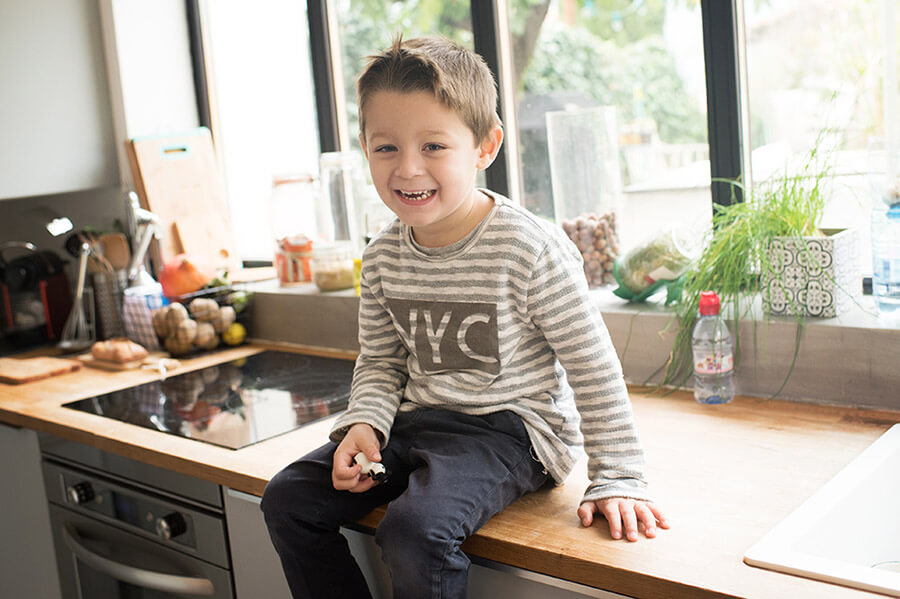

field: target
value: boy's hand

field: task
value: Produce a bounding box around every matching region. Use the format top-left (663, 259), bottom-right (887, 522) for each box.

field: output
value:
top-left (332, 423), bottom-right (382, 493)
top-left (578, 498), bottom-right (669, 542)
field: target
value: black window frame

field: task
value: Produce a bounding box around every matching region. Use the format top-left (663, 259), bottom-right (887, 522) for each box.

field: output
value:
top-left (189, 0), bottom-right (746, 210)
top-left (302, 0), bottom-right (745, 210)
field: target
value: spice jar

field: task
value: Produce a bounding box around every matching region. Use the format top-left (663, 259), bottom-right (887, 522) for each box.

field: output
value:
top-left (275, 235), bottom-right (314, 285)
top-left (270, 174), bottom-right (318, 285)
top-left (311, 242), bottom-right (356, 291)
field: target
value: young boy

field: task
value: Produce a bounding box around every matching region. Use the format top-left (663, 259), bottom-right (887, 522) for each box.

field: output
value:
top-left (261, 35), bottom-right (668, 598)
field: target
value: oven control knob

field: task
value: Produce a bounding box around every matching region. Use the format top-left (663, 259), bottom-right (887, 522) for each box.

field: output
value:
top-left (155, 512), bottom-right (187, 540)
top-left (66, 482), bottom-right (95, 505)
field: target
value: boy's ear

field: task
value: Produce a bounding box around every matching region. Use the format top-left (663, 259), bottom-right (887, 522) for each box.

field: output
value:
top-left (476, 126), bottom-right (503, 170)
top-left (358, 132), bottom-right (369, 159)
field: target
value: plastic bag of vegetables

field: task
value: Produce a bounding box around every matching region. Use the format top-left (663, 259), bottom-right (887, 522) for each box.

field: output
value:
top-left (612, 223), bottom-right (700, 304)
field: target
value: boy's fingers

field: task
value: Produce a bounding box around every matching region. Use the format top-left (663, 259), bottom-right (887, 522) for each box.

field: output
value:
top-left (332, 472), bottom-right (357, 490)
top-left (635, 502), bottom-right (658, 537)
top-left (366, 445), bottom-right (381, 462)
top-left (349, 478), bottom-right (377, 493)
top-left (332, 450), bottom-right (362, 490)
top-left (650, 503), bottom-right (671, 529)
top-left (577, 502), bottom-right (596, 527)
top-left (584, 499), bottom-right (668, 541)
top-left (601, 501), bottom-right (623, 540)
top-left (618, 500), bottom-right (639, 541)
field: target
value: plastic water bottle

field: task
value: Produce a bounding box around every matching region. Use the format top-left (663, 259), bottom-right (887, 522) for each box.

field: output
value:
top-left (691, 291), bottom-right (734, 404)
top-left (871, 202), bottom-right (900, 320)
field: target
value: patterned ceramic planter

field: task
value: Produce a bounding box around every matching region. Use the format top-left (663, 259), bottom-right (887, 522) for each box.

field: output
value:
top-left (762, 228), bottom-right (859, 318)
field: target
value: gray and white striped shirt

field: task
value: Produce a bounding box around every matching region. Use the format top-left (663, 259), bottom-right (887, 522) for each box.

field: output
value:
top-left (330, 192), bottom-right (649, 503)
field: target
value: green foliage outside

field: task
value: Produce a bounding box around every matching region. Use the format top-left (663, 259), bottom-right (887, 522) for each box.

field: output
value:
top-left (336, 0), bottom-right (706, 148)
top-left (523, 23), bottom-right (705, 144)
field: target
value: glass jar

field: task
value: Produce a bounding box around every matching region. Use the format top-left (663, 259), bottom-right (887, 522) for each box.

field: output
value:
top-left (270, 174), bottom-right (318, 285)
top-left (318, 152), bottom-right (366, 253)
top-left (311, 242), bottom-right (356, 291)
top-left (546, 107), bottom-right (623, 288)
top-left (275, 235), bottom-right (314, 285)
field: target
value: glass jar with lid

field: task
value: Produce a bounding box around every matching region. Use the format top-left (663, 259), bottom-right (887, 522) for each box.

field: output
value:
top-left (311, 242), bottom-right (356, 291)
top-left (271, 174), bottom-right (318, 285)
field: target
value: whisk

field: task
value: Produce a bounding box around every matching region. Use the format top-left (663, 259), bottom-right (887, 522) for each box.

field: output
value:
top-left (58, 240), bottom-right (95, 352)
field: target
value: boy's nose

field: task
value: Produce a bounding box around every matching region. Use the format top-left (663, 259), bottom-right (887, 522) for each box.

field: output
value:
top-left (394, 151), bottom-right (424, 179)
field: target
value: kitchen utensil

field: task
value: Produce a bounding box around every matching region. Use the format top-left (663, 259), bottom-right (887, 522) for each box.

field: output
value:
top-left (126, 204), bottom-right (161, 288)
top-left (90, 270), bottom-right (126, 339)
top-left (0, 356), bottom-right (81, 384)
top-left (126, 128), bottom-right (239, 272)
top-left (58, 240), bottom-right (94, 352)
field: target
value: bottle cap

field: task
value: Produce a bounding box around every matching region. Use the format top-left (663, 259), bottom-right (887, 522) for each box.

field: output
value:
top-left (698, 290), bottom-right (721, 316)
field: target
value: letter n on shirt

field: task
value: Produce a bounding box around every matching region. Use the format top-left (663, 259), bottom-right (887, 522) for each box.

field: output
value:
top-left (387, 298), bottom-right (500, 374)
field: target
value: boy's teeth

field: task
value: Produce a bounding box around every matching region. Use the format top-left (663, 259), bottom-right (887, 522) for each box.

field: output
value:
top-left (400, 190), bottom-right (433, 200)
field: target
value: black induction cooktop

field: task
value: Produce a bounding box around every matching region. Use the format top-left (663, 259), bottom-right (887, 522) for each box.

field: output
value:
top-left (63, 351), bottom-right (355, 449)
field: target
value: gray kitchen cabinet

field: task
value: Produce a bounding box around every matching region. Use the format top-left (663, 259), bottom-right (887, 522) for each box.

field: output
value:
top-left (223, 487), bottom-right (629, 599)
top-left (0, 423), bottom-right (62, 599)
top-left (0, 0), bottom-right (118, 200)
top-left (345, 528), bottom-right (632, 599)
top-left (223, 488), bottom-right (294, 599)
top-left (224, 488), bottom-right (391, 598)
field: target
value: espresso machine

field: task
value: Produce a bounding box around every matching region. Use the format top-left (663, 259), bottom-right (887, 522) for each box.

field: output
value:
top-left (0, 241), bottom-right (73, 349)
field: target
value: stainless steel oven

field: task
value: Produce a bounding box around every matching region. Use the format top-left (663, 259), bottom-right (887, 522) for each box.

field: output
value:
top-left (41, 436), bottom-right (234, 599)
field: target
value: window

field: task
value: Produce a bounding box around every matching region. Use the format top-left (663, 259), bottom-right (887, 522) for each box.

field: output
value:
top-left (327, 0), bottom-right (479, 243)
top-left (200, 0), bottom-right (320, 261)
top-left (742, 0), bottom-right (892, 275)
top-left (193, 0), bottom-right (890, 287)
top-left (330, 0), bottom-right (475, 155)
top-left (508, 0), bottom-right (711, 262)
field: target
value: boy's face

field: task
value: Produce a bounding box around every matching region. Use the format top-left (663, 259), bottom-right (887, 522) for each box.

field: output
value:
top-left (359, 90), bottom-right (501, 246)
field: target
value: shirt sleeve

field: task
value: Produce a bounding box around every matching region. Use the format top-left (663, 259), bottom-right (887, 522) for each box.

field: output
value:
top-left (526, 235), bottom-right (650, 504)
top-left (329, 256), bottom-right (408, 447)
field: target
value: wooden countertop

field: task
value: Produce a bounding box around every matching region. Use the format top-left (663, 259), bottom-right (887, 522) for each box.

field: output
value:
top-left (1, 343), bottom-right (897, 599)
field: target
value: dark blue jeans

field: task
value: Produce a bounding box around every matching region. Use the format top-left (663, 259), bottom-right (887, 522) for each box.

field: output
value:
top-left (261, 408), bottom-right (549, 598)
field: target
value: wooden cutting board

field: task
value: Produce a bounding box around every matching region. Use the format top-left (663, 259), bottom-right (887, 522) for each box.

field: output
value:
top-left (0, 357), bottom-right (82, 384)
top-left (126, 128), bottom-right (239, 271)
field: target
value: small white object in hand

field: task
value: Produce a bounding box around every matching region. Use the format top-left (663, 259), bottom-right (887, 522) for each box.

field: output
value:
top-left (353, 452), bottom-right (389, 484)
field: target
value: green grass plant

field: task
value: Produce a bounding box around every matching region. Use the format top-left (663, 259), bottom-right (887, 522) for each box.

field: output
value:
top-left (653, 147), bottom-right (831, 391)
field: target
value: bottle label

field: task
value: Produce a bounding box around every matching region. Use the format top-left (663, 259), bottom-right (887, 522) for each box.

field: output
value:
top-left (694, 351), bottom-right (733, 375)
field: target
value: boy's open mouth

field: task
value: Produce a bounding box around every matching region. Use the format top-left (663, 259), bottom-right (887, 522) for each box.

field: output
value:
top-left (396, 189), bottom-right (435, 202)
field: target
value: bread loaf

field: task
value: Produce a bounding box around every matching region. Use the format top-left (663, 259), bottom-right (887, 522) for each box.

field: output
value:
top-left (91, 338), bottom-right (149, 363)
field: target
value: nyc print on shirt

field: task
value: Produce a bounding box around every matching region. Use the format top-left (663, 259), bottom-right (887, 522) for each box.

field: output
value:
top-left (387, 298), bottom-right (500, 375)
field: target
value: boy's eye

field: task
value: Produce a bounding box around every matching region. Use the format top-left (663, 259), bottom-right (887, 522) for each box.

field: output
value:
top-left (423, 143), bottom-right (445, 151)
top-left (374, 145), bottom-right (396, 153)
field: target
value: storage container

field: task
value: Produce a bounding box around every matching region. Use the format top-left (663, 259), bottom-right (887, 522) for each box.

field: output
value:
top-left (311, 242), bottom-right (356, 291)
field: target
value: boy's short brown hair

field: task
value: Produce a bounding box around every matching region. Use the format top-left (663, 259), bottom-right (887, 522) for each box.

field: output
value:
top-left (357, 35), bottom-right (501, 144)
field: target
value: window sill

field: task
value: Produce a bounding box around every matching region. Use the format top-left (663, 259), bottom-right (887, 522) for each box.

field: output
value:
top-left (592, 287), bottom-right (900, 411)
top-left (247, 280), bottom-right (900, 411)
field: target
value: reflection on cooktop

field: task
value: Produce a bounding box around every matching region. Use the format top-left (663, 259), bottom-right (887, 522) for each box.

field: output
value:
top-left (63, 351), bottom-right (355, 449)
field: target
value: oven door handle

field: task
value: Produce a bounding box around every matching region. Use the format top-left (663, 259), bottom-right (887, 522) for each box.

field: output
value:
top-left (62, 523), bottom-right (216, 596)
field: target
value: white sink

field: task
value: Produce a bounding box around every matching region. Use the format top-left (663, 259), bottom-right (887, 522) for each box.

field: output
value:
top-left (744, 423), bottom-right (900, 596)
